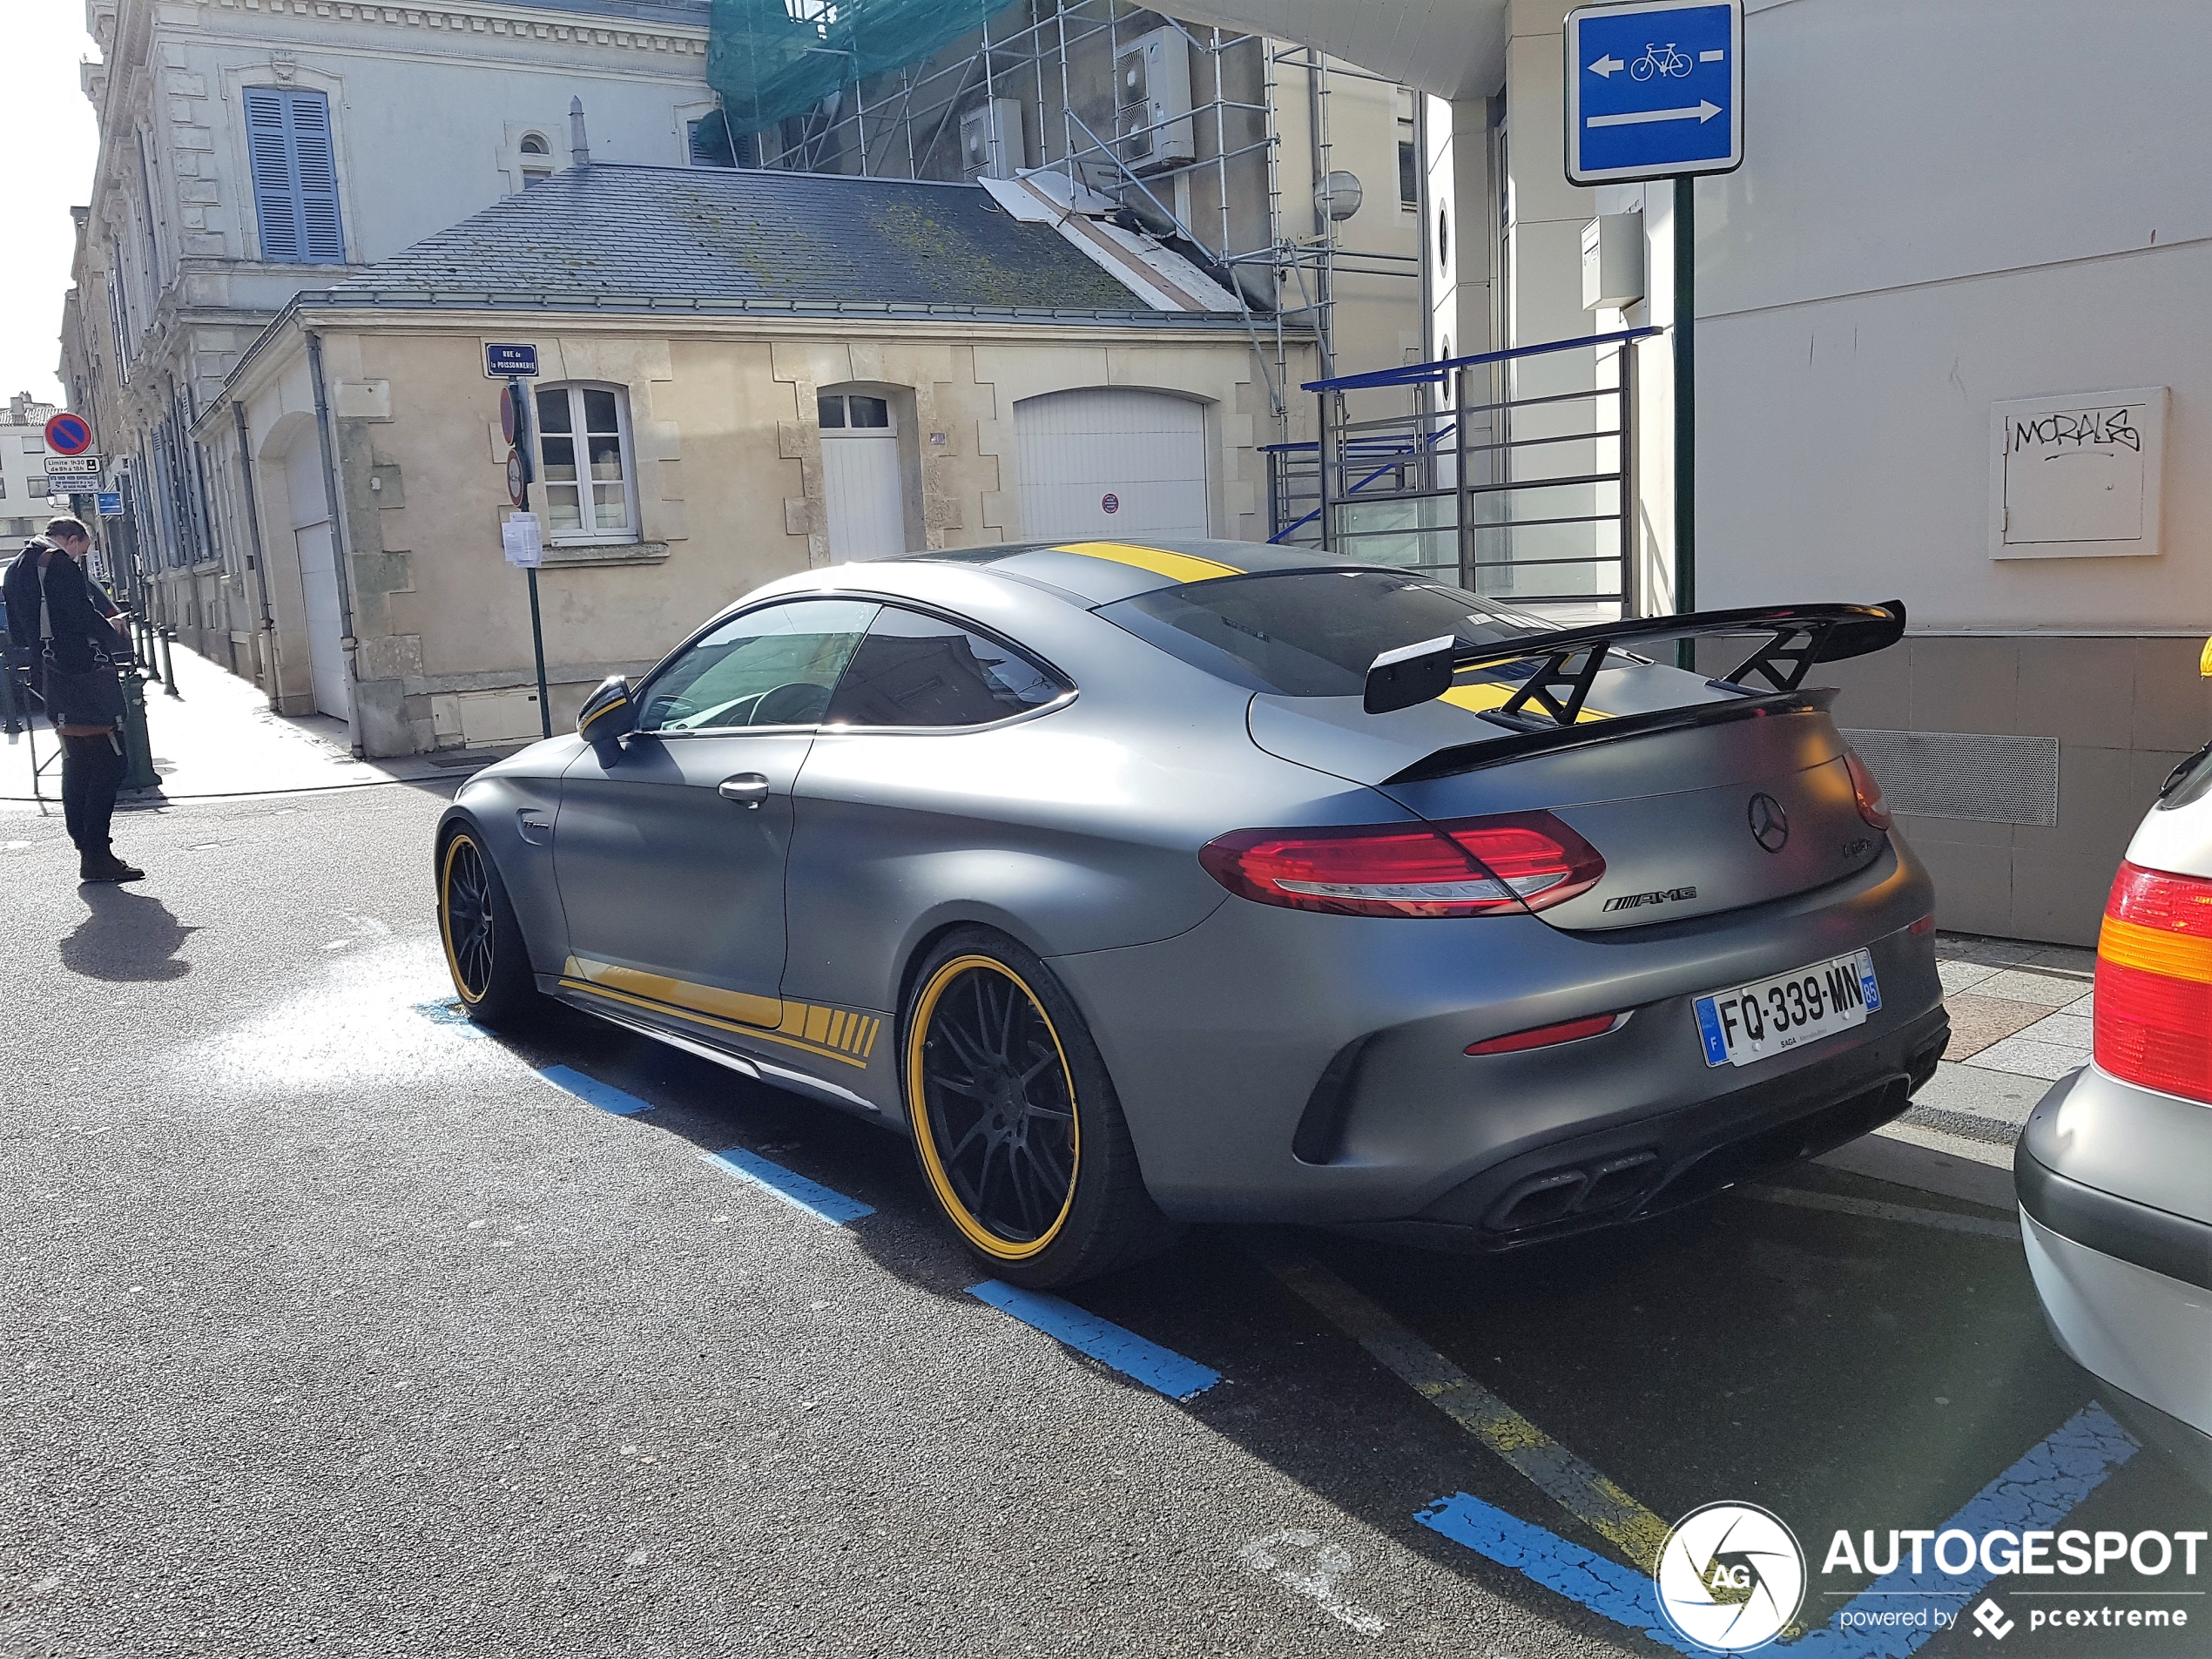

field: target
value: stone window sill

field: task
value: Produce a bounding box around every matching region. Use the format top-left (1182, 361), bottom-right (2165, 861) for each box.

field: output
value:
top-left (540, 540), bottom-right (670, 568)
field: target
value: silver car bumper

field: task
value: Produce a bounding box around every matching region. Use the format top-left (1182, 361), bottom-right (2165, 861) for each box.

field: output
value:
top-left (1052, 835), bottom-right (1943, 1238)
top-left (2018, 1064), bottom-right (2212, 1487)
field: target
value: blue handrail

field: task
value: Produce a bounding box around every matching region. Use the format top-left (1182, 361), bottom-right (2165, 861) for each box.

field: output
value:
top-left (1301, 326), bottom-right (1662, 394)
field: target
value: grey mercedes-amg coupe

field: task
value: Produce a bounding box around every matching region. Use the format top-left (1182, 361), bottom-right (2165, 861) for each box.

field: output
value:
top-left (435, 538), bottom-right (1945, 1286)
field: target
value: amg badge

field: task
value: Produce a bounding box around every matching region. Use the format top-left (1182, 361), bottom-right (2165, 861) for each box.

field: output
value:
top-left (1603, 886), bottom-right (1698, 913)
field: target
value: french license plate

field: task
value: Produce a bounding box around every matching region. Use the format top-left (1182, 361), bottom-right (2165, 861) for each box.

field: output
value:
top-left (1693, 950), bottom-right (1882, 1068)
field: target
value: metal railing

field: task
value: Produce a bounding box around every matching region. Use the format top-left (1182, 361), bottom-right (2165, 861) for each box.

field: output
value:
top-left (1265, 327), bottom-right (1662, 622)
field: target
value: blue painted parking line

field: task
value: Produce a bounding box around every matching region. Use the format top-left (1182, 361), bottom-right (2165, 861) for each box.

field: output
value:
top-left (703, 1147), bottom-right (875, 1226)
top-left (968, 1280), bottom-right (1221, 1400)
top-left (1419, 1401), bottom-right (2140, 1659)
top-left (538, 1064), bottom-right (653, 1116)
top-left (412, 997), bottom-right (484, 1037)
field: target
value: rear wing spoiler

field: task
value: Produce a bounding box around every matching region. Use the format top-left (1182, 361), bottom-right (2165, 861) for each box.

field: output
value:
top-left (1363, 601), bottom-right (1906, 784)
top-left (1362, 600), bottom-right (1906, 719)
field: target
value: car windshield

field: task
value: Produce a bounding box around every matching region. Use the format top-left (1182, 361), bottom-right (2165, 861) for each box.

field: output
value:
top-left (1096, 569), bottom-right (1552, 697)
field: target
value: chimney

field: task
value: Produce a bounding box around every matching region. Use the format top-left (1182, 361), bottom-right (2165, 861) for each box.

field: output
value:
top-left (569, 97), bottom-right (590, 167)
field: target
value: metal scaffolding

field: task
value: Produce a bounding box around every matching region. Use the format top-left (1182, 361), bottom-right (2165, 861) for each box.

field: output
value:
top-left (720, 0), bottom-right (1420, 441)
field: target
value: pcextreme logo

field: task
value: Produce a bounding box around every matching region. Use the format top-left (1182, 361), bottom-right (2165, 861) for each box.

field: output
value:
top-left (1656, 1502), bottom-right (1806, 1652)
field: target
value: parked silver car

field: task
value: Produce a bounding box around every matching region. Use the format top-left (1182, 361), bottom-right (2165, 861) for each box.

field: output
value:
top-left (435, 539), bottom-right (1944, 1285)
top-left (2018, 743), bottom-right (2212, 1487)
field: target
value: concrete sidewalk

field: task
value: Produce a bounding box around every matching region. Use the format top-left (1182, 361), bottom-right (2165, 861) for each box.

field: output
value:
top-left (0, 641), bottom-right (513, 806)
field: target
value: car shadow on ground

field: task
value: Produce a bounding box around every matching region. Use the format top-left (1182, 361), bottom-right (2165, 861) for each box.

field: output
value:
top-left (466, 999), bottom-right (2203, 1656)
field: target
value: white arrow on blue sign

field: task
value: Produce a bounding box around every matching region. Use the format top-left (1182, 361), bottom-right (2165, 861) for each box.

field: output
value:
top-left (1564, 0), bottom-right (1743, 186)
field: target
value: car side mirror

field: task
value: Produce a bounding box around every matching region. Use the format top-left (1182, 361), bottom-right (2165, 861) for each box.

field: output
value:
top-left (577, 674), bottom-right (636, 745)
top-left (1364, 635), bottom-right (1458, 715)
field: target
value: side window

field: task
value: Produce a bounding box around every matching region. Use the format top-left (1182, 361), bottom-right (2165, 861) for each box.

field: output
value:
top-left (824, 606), bottom-right (1069, 729)
top-left (534, 383), bottom-right (635, 542)
top-left (637, 599), bottom-right (880, 733)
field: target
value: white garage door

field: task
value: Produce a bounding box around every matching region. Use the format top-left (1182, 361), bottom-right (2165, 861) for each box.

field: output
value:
top-left (1014, 388), bottom-right (1209, 542)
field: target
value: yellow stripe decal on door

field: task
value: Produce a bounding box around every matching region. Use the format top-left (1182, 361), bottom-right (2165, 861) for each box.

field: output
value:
top-left (1049, 542), bottom-right (1244, 585)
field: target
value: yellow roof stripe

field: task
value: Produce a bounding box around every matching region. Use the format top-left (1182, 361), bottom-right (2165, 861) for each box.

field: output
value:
top-left (2099, 914), bottom-right (2212, 984)
top-left (1049, 541), bottom-right (1244, 585)
top-left (1440, 678), bottom-right (1609, 724)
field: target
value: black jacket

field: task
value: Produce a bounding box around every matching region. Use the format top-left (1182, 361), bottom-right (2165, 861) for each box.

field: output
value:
top-left (3, 542), bottom-right (119, 674)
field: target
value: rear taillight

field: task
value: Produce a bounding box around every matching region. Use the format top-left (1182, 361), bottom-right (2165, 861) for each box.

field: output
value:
top-left (1198, 812), bottom-right (1605, 919)
top-left (2095, 860), bottom-right (2212, 1103)
top-left (1844, 750), bottom-right (1892, 831)
top-left (1465, 1012), bottom-right (1621, 1055)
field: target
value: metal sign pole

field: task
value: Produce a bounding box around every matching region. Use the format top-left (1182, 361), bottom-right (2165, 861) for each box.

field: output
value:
top-left (509, 377), bottom-right (553, 739)
top-left (1674, 175), bottom-right (1696, 669)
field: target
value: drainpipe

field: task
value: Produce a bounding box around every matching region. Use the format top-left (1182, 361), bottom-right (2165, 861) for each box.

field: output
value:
top-left (233, 400), bottom-right (279, 708)
top-left (305, 327), bottom-right (362, 753)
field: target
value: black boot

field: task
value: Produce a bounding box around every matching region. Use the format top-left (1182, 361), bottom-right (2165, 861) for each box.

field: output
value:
top-left (79, 846), bottom-right (145, 884)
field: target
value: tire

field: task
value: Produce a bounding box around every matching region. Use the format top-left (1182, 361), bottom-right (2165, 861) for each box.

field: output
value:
top-left (436, 826), bottom-right (542, 1030)
top-left (902, 927), bottom-right (1177, 1288)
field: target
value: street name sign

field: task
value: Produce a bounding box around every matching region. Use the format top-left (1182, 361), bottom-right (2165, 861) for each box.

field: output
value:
top-left (1565, 0), bottom-right (1743, 185)
top-left (96, 490), bottom-right (125, 517)
top-left (485, 342), bottom-right (540, 378)
top-left (44, 411), bottom-right (94, 455)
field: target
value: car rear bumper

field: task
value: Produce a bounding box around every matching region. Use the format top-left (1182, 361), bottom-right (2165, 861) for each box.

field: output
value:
top-left (1052, 833), bottom-right (1941, 1230)
top-left (2016, 1065), bottom-right (2212, 1454)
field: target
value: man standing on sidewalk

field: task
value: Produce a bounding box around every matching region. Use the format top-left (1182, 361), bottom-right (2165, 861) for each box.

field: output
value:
top-left (3, 517), bottom-right (144, 883)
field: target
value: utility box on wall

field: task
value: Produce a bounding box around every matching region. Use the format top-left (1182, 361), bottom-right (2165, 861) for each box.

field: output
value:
top-left (961, 98), bottom-right (1026, 180)
top-left (1990, 387), bottom-right (2168, 559)
top-left (1581, 212), bottom-right (1644, 311)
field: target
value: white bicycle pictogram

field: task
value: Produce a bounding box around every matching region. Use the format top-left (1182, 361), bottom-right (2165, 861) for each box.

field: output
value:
top-left (1630, 42), bottom-right (1695, 79)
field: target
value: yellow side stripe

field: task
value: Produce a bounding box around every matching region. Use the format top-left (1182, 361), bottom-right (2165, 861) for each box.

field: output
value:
top-left (2099, 914), bottom-right (2212, 985)
top-left (1049, 541), bottom-right (1244, 585)
top-left (565, 955), bottom-right (780, 1028)
top-left (561, 955), bottom-right (885, 1067)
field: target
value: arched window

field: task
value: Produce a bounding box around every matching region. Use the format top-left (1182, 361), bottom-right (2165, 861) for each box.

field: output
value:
top-left (532, 383), bottom-right (637, 543)
top-left (518, 132), bottom-right (553, 187)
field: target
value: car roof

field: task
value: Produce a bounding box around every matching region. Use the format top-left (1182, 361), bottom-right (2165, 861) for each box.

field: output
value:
top-left (880, 537), bottom-right (1364, 607)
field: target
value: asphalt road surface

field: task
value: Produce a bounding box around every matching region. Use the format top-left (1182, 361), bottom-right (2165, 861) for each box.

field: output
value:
top-left (3, 783), bottom-right (2204, 1657)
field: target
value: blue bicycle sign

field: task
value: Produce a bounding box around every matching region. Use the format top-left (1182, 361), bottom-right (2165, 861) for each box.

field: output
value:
top-left (1565, 0), bottom-right (1743, 185)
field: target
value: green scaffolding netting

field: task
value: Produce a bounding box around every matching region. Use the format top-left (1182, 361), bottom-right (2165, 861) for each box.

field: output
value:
top-left (709, 0), bottom-right (1002, 139)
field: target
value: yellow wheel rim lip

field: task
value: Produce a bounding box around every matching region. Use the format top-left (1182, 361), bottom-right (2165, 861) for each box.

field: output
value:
top-left (906, 954), bottom-right (1081, 1262)
top-left (438, 833), bottom-right (489, 1006)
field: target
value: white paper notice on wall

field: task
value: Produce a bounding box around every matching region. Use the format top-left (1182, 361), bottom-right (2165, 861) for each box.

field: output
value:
top-left (1990, 387), bottom-right (2167, 560)
top-left (502, 511), bottom-right (543, 568)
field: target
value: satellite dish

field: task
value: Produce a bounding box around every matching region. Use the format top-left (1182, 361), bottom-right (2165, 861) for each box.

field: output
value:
top-left (1315, 169), bottom-right (1363, 222)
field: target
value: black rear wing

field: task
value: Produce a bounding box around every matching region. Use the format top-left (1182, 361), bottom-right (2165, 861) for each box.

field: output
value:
top-left (1363, 600), bottom-right (1905, 719)
top-left (1363, 601), bottom-right (1905, 782)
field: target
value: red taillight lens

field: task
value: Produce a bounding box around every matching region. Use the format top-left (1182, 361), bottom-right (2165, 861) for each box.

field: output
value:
top-left (2095, 860), bottom-right (2212, 1103)
top-left (1844, 750), bottom-right (1892, 831)
top-left (1465, 1012), bottom-right (1620, 1055)
top-left (1198, 811), bottom-right (1605, 919)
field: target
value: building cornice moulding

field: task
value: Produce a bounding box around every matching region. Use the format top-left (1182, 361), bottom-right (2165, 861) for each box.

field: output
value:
top-left (191, 1), bottom-right (707, 57)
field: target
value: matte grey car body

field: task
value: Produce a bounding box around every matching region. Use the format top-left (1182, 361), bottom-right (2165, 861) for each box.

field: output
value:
top-left (438, 538), bottom-right (1946, 1254)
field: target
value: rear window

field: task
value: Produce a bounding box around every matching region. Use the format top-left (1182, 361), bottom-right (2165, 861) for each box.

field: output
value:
top-left (1097, 569), bottom-right (1550, 697)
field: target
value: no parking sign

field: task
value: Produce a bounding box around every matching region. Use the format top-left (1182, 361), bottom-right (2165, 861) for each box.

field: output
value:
top-left (45, 412), bottom-right (95, 456)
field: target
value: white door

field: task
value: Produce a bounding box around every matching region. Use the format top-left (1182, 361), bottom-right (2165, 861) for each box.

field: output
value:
top-left (819, 391), bottom-right (907, 561)
top-left (285, 439), bottom-right (349, 718)
top-left (1014, 388), bottom-right (1210, 542)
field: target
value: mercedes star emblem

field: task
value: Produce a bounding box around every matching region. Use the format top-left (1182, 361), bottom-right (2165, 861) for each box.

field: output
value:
top-left (1748, 792), bottom-right (1790, 854)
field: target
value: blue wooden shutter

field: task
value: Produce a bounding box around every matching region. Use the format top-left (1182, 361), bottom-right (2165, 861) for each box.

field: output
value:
top-left (244, 87), bottom-right (344, 264)
top-left (244, 87), bottom-right (300, 260)
top-left (287, 92), bottom-right (345, 261)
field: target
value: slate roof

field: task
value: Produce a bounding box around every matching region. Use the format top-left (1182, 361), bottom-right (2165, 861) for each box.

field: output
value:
top-left (322, 165), bottom-right (1240, 323)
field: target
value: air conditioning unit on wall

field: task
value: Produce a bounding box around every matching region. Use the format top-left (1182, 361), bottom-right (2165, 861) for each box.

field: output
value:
top-left (1116, 28), bottom-right (1194, 173)
top-left (960, 98), bottom-right (1026, 180)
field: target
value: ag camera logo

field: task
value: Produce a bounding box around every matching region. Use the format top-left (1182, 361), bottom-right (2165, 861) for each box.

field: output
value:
top-left (1656, 1502), bottom-right (1806, 1652)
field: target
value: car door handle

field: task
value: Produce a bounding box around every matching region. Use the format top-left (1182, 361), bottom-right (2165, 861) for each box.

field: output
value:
top-left (718, 772), bottom-right (771, 809)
